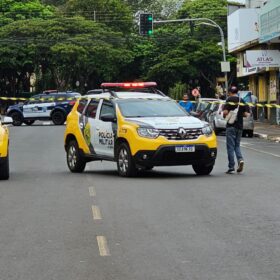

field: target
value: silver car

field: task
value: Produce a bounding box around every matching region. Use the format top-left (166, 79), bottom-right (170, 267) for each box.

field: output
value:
top-left (207, 101), bottom-right (254, 137)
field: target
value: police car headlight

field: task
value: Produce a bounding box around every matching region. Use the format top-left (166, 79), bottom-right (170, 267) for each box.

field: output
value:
top-left (137, 127), bottom-right (159, 139)
top-left (202, 125), bottom-right (213, 137)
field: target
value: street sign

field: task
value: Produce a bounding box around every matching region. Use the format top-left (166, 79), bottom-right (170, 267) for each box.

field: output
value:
top-left (221, 62), bottom-right (230, 72)
top-left (192, 88), bottom-right (200, 97)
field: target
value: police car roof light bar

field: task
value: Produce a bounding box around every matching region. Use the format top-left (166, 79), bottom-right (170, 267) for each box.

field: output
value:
top-left (101, 82), bottom-right (157, 88)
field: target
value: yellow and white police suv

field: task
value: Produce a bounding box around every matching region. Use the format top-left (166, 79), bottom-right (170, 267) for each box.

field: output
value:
top-left (64, 82), bottom-right (217, 177)
top-left (0, 116), bottom-right (13, 180)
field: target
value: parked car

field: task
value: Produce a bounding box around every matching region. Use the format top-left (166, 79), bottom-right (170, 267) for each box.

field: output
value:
top-left (0, 116), bottom-right (13, 180)
top-left (190, 98), bottom-right (219, 120)
top-left (86, 89), bottom-right (104, 95)
top-left (7, 91), bottom-right (81, 126)
top-left (207, 100), bottom-right (254, 137)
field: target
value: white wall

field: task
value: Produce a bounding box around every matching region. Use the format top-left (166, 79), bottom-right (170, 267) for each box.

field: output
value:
top-left (228, 8), bottom-right (260, 52)
top-left (245, 0), bottom-right (268, 8)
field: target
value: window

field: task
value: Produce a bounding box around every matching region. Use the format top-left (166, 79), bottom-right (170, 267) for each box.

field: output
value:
top-left (100, 100), bottom-right (115, 119)
top-left (118, 100), bottom-right (186, 118)
top-left (27, 95), bottom-right (41, 105)
top-left (77, 99), bottom-right (88, 114)
top-left (85, 99), bottom-right (99, 118)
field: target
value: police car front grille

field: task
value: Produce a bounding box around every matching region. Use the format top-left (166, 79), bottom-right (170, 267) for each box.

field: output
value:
top-left (158, 128), bottom-right (203, 140)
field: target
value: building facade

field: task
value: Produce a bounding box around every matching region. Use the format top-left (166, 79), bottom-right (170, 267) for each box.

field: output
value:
top-left (228, 0), bottom-right (280, 124)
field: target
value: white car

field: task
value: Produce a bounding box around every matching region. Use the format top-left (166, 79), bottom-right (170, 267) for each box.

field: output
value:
top-left (207, 101), bottom-right (254, 137)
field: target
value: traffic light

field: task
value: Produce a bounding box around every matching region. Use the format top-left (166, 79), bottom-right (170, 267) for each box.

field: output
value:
top-left (139, 13), bottom-right (153, 36)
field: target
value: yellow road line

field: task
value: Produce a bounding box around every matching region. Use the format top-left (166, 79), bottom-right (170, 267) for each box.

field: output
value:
top-left (88, 186), bottom-right (96, 197)
top-left (92, 205), bottom-right (102, 220)
top-left (96, 236), bottom-right (111, 256)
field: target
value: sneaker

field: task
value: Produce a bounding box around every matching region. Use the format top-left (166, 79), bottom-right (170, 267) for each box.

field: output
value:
top-left (237, 160), bottom-right (244, 173)
top-left (225, 169), bottom-right (235, 174)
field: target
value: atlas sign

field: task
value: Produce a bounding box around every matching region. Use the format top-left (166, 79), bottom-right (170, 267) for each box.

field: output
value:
top-left (245, 50), bottom-right (280, 67)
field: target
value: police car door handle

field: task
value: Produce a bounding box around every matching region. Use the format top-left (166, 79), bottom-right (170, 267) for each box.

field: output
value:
top-left (96, 127), bottom-right (100, 131)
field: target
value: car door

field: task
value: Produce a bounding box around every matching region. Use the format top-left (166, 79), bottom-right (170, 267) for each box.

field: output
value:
top-left (82, 98), bottom-right (100, 155)
top-left (23, 94), bottom-right (55, 118)
top-left (93, 100), bottom-right (116, 158)
top-left (37, 94), bottom-right (56, 118)
top-left (22, 95), bottom-right (42, 118)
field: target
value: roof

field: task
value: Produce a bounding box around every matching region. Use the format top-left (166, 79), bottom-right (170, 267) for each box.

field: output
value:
top-left (84, 91), bottom-right (170, 100)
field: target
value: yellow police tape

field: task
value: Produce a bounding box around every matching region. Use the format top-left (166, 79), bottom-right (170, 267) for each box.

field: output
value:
top-left (188, 100), bottom-right (280, 108)
top-left (0, 96), bottom-right (280, 108)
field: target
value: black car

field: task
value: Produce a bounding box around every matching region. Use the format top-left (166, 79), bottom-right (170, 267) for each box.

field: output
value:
top-left (7, 91), bottom-right (81, 126)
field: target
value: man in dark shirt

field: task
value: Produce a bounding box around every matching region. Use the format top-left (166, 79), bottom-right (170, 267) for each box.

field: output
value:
top-left (223, 86), bottom-right (250, 174)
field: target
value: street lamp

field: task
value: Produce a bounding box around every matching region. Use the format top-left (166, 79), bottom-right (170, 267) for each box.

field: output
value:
top-left (154, 18), bottom-right (229, 95)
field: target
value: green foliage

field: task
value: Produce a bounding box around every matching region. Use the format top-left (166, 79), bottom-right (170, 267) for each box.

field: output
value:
top-left (169, 82), bottom-right (187, 100)
top-left (0, 0), bottom-right (54, 27)
top-left (0, 16), bottom-right (133, 93)
top-left (0, 0), bottom-right (231, 98)
top-left (65, 0), bottom-right (133, 33)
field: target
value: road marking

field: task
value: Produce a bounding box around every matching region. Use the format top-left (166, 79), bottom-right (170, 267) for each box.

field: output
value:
top-left (92, 205), bottom-right (102, 220)
top-left (97, 236), bottom-right (110, 256)
top-left (89, 186), bottom-right (96, 197)
top-left (219, 139), bottom-right (280, 158)
top-left (240, 144), bottom-right (280, 158)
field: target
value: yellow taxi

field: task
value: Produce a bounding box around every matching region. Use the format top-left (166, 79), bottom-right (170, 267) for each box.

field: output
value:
top-left (64, 82), bottom-right (217, 177)
top-left (0, 116), bottom-right (12, 180)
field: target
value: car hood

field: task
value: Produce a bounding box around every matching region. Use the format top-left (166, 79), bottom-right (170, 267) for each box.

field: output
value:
top-left (125, 116), bottom-right (205, 129)
top-left (7, 104), bottom-right (22, 111)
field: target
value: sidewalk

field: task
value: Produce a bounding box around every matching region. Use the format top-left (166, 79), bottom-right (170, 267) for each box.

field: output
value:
top-left (254, 121), bottom-right (280, 142)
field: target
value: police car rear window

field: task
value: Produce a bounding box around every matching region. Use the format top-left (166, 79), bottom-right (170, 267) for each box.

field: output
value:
top-left (77, 99), bottom-right (88, 114)
top-left (85, 99), bottom-right (99, 118)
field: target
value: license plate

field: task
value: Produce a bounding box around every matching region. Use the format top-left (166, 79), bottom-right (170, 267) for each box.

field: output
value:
top-left (175, 145), bottom-right (195, 153)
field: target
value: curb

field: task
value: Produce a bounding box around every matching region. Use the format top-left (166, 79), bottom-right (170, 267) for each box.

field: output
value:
top-left (254, 132), bottom-right (280, 143)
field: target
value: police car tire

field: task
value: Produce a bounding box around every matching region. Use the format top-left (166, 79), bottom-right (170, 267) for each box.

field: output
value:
top-left (52, 111), bottom-right (66, 125)
top-left (117, 143), bottom-right (137, 177)
top-left (192, 163), bottom-right (214, 176)
top-left (66, 140), bottom-right (86, 173)
top-left (0, 155), bottom-right (9, 180)
top-left (10, 112), bottom-right (23, 126)
top-left (247, 130), bottom-right (254, 138)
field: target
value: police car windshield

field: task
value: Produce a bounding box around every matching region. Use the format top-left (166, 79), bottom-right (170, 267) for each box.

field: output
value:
top-left (118, 100), bottom-right (188, 118)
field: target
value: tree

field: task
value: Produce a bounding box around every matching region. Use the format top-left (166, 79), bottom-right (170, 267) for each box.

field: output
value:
top-left (135, 0), bottom-right (229, 95)
top-left (0, 0), bottom-right (54, 27)
top-left (128, 0), bottom-right (183, 19)
top-left (0, 16), bottom-right (134, 93)
top-left (64, 0), bottom-right (133, 33)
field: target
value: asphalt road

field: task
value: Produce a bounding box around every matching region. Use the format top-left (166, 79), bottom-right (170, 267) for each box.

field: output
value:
top-left (1, 125), bottom-right (280, 280)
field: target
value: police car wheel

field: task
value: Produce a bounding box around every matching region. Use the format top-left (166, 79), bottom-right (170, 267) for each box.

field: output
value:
top-left (117, 143), bottom-right (137, 177)
top-left (10, 112), bottom-right (23, 126)
top-left (66, 140), bottom-right (86, 173)
top-left (192, 163), bottom-right (214, 176)
top-left (247, 130), bottom-right (254, 138)
top-left (0, 154), bottom-right (9, 180)
top-left (52, 111), bottom-right (66, 125)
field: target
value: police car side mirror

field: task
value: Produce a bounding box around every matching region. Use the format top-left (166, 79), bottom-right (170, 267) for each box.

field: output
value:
top-left (100, 114), bottom-right (116, 123)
